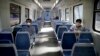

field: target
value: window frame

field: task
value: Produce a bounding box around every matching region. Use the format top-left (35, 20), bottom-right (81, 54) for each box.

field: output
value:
top-left (65, 8), bottom-right (70, 21)
top-left (93, 0), bottom-right (100, 33)
top-left (10, 3), bottom-right (21, 26)
top-left (73, 4), bottom-right (83, 23)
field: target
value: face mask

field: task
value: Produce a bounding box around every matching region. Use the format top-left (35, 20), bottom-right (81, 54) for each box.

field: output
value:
top-left (27, 23), bottom-right (31, 25)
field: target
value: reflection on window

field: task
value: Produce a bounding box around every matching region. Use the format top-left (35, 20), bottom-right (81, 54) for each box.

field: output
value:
top-left (10, 3), bottom-right (21, 26)
top-left (94, 0), bottom-right (100, 32)
top-left (25, 8), bottom-right (29, 19)
top-left (95, 12), bottom-right (100, 31)
top-left (97, 0), bottom-right (100, 9)
top-left (73, 4), bottom-right (83, 23)
top-left (65, 8), bottom-right (70, 22)
top-left (59, 9), bottom-right (61, 20)
top-left (34, 10), bottom-right (36, 20)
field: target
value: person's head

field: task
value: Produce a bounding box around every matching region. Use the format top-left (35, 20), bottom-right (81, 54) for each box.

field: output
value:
top-left (76, 19), bottom-right (82, 27)
top-left (26, 18), bottom-right (32, 25)
top-left (55, 16), bottom-right (59, 20)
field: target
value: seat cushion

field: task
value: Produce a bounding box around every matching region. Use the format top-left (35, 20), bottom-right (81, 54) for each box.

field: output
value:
top-left (18, 51), bottom-right (30, 56)
top-left (63, 51), bottom-right (71, 56)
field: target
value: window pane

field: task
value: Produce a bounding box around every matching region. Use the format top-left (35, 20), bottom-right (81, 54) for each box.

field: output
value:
top-left (65, 8), bottom-right (70, 22)
top-left (79, 5), bottom-right (83, 19)
top-left (59, 9), bottom-right (61, 20)
top-left (95, 12), bottom-right (100, 31)
top-left (10, 3), bottom-right (21, 26)
top-left (74, 6), bottom-right (80, 20)
top-left (74, 5), bottom-right (83, 23)
top-left (25, 8), bottom-right (29, 19)
top-left (97, 0), bottom-right (100, 9)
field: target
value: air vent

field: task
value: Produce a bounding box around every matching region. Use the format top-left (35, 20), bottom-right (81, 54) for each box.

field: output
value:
top-left (43, 0), bottom-right (51, 2)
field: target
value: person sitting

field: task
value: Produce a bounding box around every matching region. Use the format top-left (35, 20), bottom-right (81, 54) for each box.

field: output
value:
top-left (23, 18), bottom-right (36, 45)
top-left (24, 18), bottom-right (36, 36)
top-left (70, 19), bottom-right (84, 32)
top-left (69, 19), bottom-right (89, 37)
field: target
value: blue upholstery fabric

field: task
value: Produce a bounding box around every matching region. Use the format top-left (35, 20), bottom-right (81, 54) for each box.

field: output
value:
top-left (79, 32), bottom-right (93, 42)
top-left (13, 27), bottom-right (22, 31)
top-left (13, 27), bottom-right (22, 38)
top-left (55, 24), bottom-right (63, 33)
top-left (18, 51), bottom-right (30, 56)
top-left (57, 26), bottom-right (68, 41)
top-left (72, 43), bottom-right (96, 56)
top-left (77, 39), bottom-right (91, 43)
top-left (21, 25), bottom-right (36, 36)
top-left (61, 32), bottom-right (76, 49)
top-left (15, 32), bottom-right (30, 50)
top-left (63, 51), bottom-right (71, 56)
top-left (0, 32), bottom-right (14, 43)
top-left (0, 40), bottom-right (11, 44)
top-left (0, 44), bottom-right (17, 56)
top-left (32, 25), bottom-right (38, 34)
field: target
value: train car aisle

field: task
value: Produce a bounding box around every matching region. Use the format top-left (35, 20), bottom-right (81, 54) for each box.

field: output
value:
top-left (30, 21), bottom-right (63, 56)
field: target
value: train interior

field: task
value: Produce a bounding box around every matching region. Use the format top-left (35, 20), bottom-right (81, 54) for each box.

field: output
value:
top-left (0, 0), bottom-right (100, 56)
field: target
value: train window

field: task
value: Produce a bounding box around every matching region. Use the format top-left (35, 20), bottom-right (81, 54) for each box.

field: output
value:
top-left (34, 10), bottom-right (36, 20)
top-left (97, 0), bottom-right (100, 9)
top-left (10, 3), bottom-right (21, 26)
top-left (93, 0), bottom-right (100, 32)
top-left (25, 8), bottom-right (29, 19)
top-left (73, 4), bottom-right (83, 23)
top-left (59, 9), bottom-right (61, 20)
top-left (65, 8), bottom-right (70, 22)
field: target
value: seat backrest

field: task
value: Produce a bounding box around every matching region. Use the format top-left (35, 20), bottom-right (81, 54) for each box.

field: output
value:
top-left (13, 27), bottom-right (22, 32)
top-left (57, 26), bottom-right (68, 41)
top-left (21, 25), bottom-right (36, 35)
top-left (1, 28), bottom-right (13, 32)
top-left (32, 24), bottom-right (38, 34)
top-left (0, 40), bottom-right (11, 44)
top-left (0, 32), bottom-right (14, 43)
top-left (13, 27), bottom-right (22, 38)
top-left (61, 32), bottom-right (76, 49)
top-left (53, 21), bottom-right (62, 28)
top-left (0, 44), bottom-right (18, 56)
top-left (55, 24), bottom-right (63, 33)
top-left (77, 39), bottom-right (91, 43)
top-left (71, 43), bottom-right (96, 56)
top-left (15, 31), bottom-right (30, 50)
top-left (65, 25), bottom-right (72, 30)
top-left (21, 25), bottom-right (29, 29)
top-left (79, 32), bottom-right (93, 42)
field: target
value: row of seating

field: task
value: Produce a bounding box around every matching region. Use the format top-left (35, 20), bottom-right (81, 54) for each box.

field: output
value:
top-left (61, 32), bottom-right (96, 56)
top-left (52, 21), bottom-right (72, 33)
top-left (0, 20), bottom-right (42, 56)
top-left (63, 43), bottom-right (96, 56)
top-left (52, 20), bottom-right (92, 42)
top-left (52, 20), bottom-right (96, 56)
top-left (61, 32), bottom-right (93, 49)
top-left (0, 31), bottom-right (31, 56)
top-left (59, 32), bottom-right (93, 42)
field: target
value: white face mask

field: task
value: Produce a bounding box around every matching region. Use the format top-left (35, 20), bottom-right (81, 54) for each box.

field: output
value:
top-left (27, 23), bottom-right (31, 25)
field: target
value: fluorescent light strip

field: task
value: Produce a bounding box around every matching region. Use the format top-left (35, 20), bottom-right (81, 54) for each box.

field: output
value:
top-left (51, 0), bottom-right (59, 9)
top-left (34, 0), bottom-right (44, 9)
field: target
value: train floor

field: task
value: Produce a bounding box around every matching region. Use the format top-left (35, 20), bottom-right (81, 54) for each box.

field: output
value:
top-left (30, 21), bottom-right (63, 56)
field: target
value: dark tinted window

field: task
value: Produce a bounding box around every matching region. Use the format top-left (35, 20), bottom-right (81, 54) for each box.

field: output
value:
top-left (10, 3), bottom-right (21, 26)
top-left (93, 0), bottom-right (100, 32)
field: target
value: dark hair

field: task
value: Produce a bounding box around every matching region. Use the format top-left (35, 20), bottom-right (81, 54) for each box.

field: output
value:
top-left (76, 19), bottom-right (82, 23)
top-left (26, 18), bottom-right (32, 23)
top-left (55, 16), bottom-right (59, 20)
